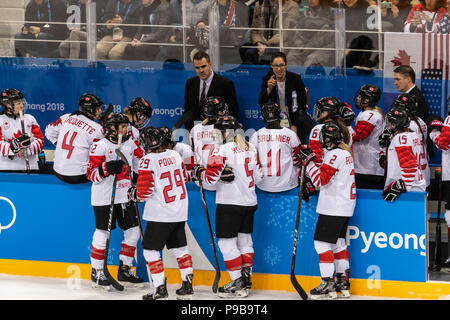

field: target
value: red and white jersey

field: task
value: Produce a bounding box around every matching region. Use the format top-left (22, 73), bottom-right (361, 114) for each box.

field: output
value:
top-left (352, 109), bottom-right (384, 176)
top-left (305, 148), bottom-right (355, 217)
top-left (201, 141), bottom-right (263, 206)
top-left (409, 118), bottom-right (430, 186)
top-left (128, 125), bottom-right (143, 175)
top-left (46, 113), bottom-right (104, 176)
top-left (87, 138), bottom-right (137, 206)
top-left (249, 127), bottom-right (301, 192)
top-left (174, 142), bottom-right (195, 174)
top-left (430, 115), bottom-right (450, 181)
top-left (0, 114), bottom-right (44, 170)
top-left (385, 131), bottom-right (426, 191)
top-left (137, 149), bottom-right (188, 222)
top-left (308, 123), bottom-right (325, 166)
top-left (190, 123), bottom-right (221, 191)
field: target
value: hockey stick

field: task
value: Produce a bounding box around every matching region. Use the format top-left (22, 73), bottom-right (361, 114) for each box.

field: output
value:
top-left (103, 134), bottom-right (125, 291)
top-left (290, 165), bottom-right (308, 300)
top-left (190, 135), bottom-right (221, 293)
top-left (19, 110), bottom-right (30, 174)
top-left (433, 167), bottom-right (443, 271)
top-left (115, 148), bottom-right (152, 284)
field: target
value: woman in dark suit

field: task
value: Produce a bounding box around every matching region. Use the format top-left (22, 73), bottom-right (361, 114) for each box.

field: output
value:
top-left (258, 52), bottom-right (313, 143)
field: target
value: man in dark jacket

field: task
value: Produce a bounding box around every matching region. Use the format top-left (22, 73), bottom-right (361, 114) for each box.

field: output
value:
top-left (14, 0), bottom-right (68, 57)
top-left (258, 51), bottom-right (313, 144)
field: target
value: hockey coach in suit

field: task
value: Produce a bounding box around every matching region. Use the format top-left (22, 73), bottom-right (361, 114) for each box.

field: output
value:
top-left (174, 50), bottom-right (239, 132)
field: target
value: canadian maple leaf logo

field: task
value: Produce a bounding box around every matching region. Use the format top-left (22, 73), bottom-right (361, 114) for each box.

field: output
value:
top-left (391, 50), bottom-right (415, 67)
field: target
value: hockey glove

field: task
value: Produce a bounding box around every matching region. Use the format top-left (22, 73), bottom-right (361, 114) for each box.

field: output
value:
top-left (127, 187), bottom-right (139, 202)
top-left (382, 179), bottom-right (407, 202)
top-left (298, 145), bottom-right (316, 166)
top-left (378, 129), bottom-right (393, 149)
top-left (428, 115), bottom-right (444, 133)
top-left (105, 159), bottom-right (125, 175)
top-left (191, 164), bottom-right (206, 182)
top-left (10, 134), bottom-right (31, 154)
top-left (220, 165), bottom-right (235, 183)
top-left (301, 176), bottom-right (316, 202)
top-left (379, 154), bottom-right (386, 169)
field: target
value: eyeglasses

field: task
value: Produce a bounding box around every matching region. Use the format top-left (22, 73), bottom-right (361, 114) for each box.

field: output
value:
top-left (271, 64), bottom-right (286, 69)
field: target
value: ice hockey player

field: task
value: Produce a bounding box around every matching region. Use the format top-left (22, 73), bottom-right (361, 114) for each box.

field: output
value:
top-left (352, 84), bottom-right (385, 189)
top-left (159, 126), bottom-right (195, 175)
top-left (190, 96), bottom-right (229, 191)
top-left (392, 93), bottom-right (430, 187)
top-left (382, 107), bottom-right (426, 202)
top-left (193, 115), bottom-right (263, 298)
top-left (249, 102), bottom-right (301, 192)
top-left (45, 93), bottom-right (104, 183)
top-left (131, 127), bottom-right (194, 300)
top-left (298, 122), bottom-right (355, 299)
top-left (86, 113), bottom-right (144, 290)
top-left (0, 88), bottom-right (44, 172)
top-left (427, 96), bottom-right (450, 269)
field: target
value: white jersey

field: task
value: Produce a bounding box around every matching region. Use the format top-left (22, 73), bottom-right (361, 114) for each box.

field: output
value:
top-left (173, 142), bottom-right (195, 172)
top-left (0, 113), bottom-right (44, 170)
top-left (385, 131), bottom-right (426, 192)
top-left (46, 113), bottom-right (104, 176)
top-left (137, 149), bottom-right (188, 222)
top-left (409, 118), bottom-right (430, 186)
top-left (305, 148), bottom-right (356, 217)
top-left (87, 138), bottom-right (137, 206)
top-left (430, 116), bottom-right (450, 181)
top-left (201, 141), bottom-right (263, 207)
top-left (352, 109), bottom-right (384, 176)
top-left (128, 125), bottom-right (142, 175)
top-left (249, 127), bottom-right (301, 192)
top-left (190, 123), bottom-right (221, 191)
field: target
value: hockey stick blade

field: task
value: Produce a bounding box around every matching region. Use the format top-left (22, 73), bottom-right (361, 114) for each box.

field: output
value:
top-left (103, 265), bottom-right (124, 291)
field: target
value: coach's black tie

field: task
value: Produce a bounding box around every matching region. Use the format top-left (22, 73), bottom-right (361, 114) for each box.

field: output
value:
top-left (200, 80), bottom-right (206, 104)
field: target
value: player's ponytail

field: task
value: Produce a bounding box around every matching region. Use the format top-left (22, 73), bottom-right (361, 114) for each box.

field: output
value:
top-left (338, 142), bottom-right (353, 157)
top-left (335, 118), bottom-right (350, 145)
top-left (374, 106), bottom-right (384, 120)
top-left (234, 133), bottom-right (248, 150)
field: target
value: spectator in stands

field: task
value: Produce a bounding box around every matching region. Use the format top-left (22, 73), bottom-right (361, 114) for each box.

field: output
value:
top-left (96, 0), bottom-right (141, 60)
top-left (123, 0), bottom-right (174, 61)
top-left (59, 0), bottom-right (107, 59)
top-left (241, 0), bottom-right (300, 65)
top-left (14, 0), bottom-right (68, 58)
top-left (404, 0), bottom-right (446, 33)
top-left (286, 0), bottom-right (335, 67)
top-left (380, 0), bottom-right (412, 32)
top-left (169, 0), bottom-right (209, 26)
top-left (188, 0), bottom-right (249, 64)
top-left (439, 0), bottom-right (450, 33)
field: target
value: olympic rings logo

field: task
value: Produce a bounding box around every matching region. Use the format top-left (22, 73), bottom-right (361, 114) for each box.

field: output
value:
top-left (0, 196), bottom-right (16, 234)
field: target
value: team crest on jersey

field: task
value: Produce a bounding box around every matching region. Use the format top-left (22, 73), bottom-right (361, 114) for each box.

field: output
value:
top-left (3, 121), bottom-right (10, 130)
top-left (108, 149), bottom-right (114, 156)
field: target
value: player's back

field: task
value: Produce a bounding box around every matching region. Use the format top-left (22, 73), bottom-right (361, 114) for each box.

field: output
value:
top-left (139, 149), bottom-right (188, 223)
top-left (250, 127), bottom-right (300, 192)
top-left (53, 113), bottom-right (103, 176)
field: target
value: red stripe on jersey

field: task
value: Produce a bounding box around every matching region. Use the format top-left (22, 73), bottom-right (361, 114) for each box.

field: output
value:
top-left (87, 155), bottom-right (106, 182)
top-left (320, 163), bottom-right (337, 186)
top-left (309, 140), bottom-right (323, 165)
top-left (434, 126), bottom-right (450, 150)
top-left (120, 243), bottom-right (136, 258)
top-left (148, 259), bottom-right (164, 274)
top-left (292, 146), bottom-right (301, 168)
top-left (334, 249), bottom-right (349, 260)
top-left (353, 120), bottom-right (375, 142)
top-left (48, 117), bottom-right (62, 127)
top-left (176, 254), bottom-right (193, 269)
top-left (91, 245), bottom-right (105, 260)
top-left (395, 146), bottom-right (418, 168)
top-left (204, 155), bottom-right (225, 184)
top-left (224, 255), bottom-right (243, 272)
top-left (318, 250), bottom-right (334, 263)
top-left (136, 170), bottom-right (155, 199)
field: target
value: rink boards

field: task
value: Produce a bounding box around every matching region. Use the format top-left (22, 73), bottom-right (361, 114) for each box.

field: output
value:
top-left (2, 172), bottom-right (450, 299)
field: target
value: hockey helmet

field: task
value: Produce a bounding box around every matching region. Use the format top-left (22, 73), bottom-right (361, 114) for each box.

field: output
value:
top-left (385, 106), bottom-right (410, 132)
top-left (214, 115), bottom-right (241, 143)
top-left (125, 97), bottom-right (152, 130)
top-left (140, 126), bottom-right (162, 152)
top-left (354, 84), bottom-right (381, 109)
top-left (320, 122), bottom-right (343, 150)
top-left (200, 96), bottom-right (229, 121)
top-left (78, 93), bottom-right (103, 119)
top-left (159, 126), bottom-right (175, 148)
top-left (102, 112), bottom-right (130, 143)
top-left (0, 88), bottom-right (26, 118)
top-left (261, 102), bottom-right (281, 123)
top-left (392, 93), bottom-right (417, 117)
top-left (341, 102), bottom-right (356, 126)
top-left (313, 97), bottom-right (343, 123)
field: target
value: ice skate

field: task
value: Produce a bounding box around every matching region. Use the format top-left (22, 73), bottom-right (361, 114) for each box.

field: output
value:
top-left (335, 272), bottom-right (351, 298)
top-left (91, 268), bottom-right (111, 291)
top-left (217, 277), bottom-right (248, 298)
top-left (143, 282), bottom-right (168, 300)
top-left (241, 267), bottom-right (252, 289)
top-left (309, 277), bottom-right (337, 299)
top-left (117, 261), bottom-right (145, 288)
top-left (176, 274), bottom-right (194, 300)
top-left (441, 257), bottom-right (450, 272)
